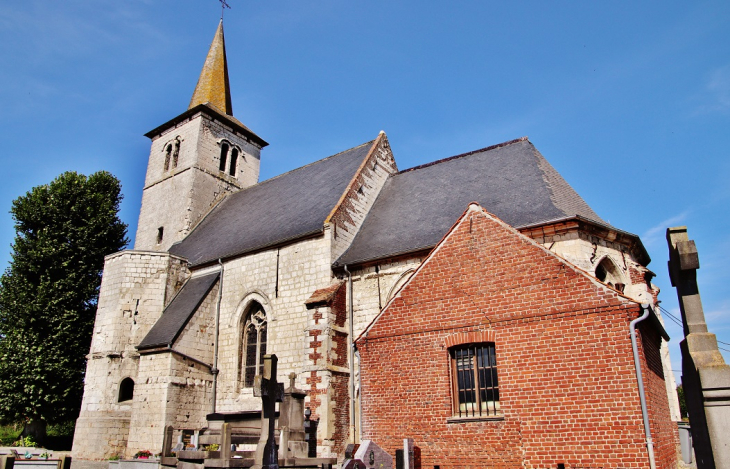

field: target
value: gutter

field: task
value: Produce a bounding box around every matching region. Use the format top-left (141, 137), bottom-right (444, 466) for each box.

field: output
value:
top-left (344, 265), bottom-right (356, 444)
top-left (211, 259), bottom-right (224, 414)
top-left (630, 303), bottom-right (657, 469)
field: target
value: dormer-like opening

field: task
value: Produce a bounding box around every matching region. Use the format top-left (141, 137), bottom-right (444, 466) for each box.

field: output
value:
top-left (229, 148), bottom-right (239, 176)
top-left (118, 377), bottom-right (134, 402)
top-left (219, 142), bottom-right (230, 172)
top-left (595, 256), bottom-right (625, 292)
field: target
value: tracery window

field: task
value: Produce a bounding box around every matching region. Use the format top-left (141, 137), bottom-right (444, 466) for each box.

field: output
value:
top-left (450, 343), bottom-right (500, 417)
top-left (239, 303), bottom-right (267, 388)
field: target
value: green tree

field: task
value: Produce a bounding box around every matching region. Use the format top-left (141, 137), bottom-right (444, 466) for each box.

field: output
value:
top-left (677, 384), bottom-right (689, 420)
top-left (0, 171), bottom-right (128, 442)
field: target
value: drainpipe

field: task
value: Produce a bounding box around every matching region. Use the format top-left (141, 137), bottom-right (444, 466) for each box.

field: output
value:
top-left (211, 258), bottom-right (224, 414)
top-left (630, 303), bottom-right (657, 469)
top-left (355, 348), bottom-right (362, 440)
top-left (344, 265), bottom-right (356, 443)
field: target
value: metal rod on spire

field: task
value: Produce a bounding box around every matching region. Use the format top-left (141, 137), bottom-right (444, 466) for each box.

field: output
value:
top-left (219, 0), bottom-right (231, 20)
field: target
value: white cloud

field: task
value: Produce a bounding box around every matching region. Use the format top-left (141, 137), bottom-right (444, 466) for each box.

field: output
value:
top-left (693, 64), bottom-right (730, 115)
top-left (641, 211), bottom-right (690, 248)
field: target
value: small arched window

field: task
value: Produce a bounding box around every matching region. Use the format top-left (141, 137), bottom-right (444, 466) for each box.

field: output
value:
top-left (595, 257), bottom-right (625, 292)
top-left (239, 303), bottom-right (267, 388)
top-left (164, 144), bottom-right (172, 171)
top-left (172, 138), bottom-right (181, 168)
top-left (229, 148), bottom-right (239, 176)
top-left (219, 142), bottom-right (230, 172)
top-left (118, 377), bottom-right (134, 402)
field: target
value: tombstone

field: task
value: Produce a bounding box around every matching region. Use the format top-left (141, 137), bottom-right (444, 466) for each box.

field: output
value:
top-left (278, 372), bottom-right (309, 463)
top-left (341, 460), bottom-right (366, 469)
top-left (395, 439), bottom-right (419, 469)
top-left (304, 408), bottom-right (319, 458)
top-left (344, 444), bottom-right (360, 460)
top-left (252, 354), bottom-right (284, 469)
top-left (0, 455), bottom-right (14, 469)
top-left (353, 440), bottom-right (393, 469)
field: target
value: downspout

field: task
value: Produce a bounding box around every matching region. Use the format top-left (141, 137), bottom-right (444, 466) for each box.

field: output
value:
top-left (630, 303), bottom-right (656, 469)
top-left (355, 348), bottom-right (362, 440)
top-left (344, 265), bottom-right (356, 443)
top-left (211, 258), bottom-right (224, 414)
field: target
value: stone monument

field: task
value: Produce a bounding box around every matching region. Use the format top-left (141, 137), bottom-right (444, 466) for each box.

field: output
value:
top-left (667, 226), bottom-right (730, 469)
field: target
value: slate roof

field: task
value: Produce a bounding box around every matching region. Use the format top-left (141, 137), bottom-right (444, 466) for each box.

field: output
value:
top-left (137, 271), bottom-right (220, 350)
top-left (335, 137), bottom-right (608, 267)
top-left (169, 140), bottom-right (375, 266)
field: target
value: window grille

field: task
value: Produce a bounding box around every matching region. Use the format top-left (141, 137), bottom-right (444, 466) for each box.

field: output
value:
top-left (451, 343), bottom-right (500, 417)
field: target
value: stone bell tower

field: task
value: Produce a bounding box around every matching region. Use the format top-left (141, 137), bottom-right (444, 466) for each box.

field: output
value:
top-left (135, 20), bottom-right (268, 252)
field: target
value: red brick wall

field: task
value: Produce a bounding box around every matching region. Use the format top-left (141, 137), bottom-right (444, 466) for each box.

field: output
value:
top-left (357, 206), bottom-right (677, 469)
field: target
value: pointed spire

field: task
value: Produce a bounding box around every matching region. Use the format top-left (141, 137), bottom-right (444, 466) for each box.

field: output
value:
top-left (189, 20), bottom-right (233, 115)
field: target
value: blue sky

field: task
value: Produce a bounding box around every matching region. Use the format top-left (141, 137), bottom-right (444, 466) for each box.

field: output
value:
top-left (1, 1), bottom-right (729, 375)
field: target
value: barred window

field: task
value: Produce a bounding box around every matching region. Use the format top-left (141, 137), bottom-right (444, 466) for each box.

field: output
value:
top-left (451, 343), bottom-right (500, 417)
top-left (239, 303), bottom-right (267, 388)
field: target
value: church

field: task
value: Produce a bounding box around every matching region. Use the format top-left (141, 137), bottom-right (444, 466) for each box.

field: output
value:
top-left (72, 21), bottom-right (680, 466)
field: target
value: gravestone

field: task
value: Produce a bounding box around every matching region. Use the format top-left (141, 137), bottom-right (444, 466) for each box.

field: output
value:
top-left (353, 440), bottom-right (392, 469)
top-left (341, 460), bottom-right (366, 469)
top-left (278, 372), bottom-right (309, 462)
top-left (252, 354), bottom-right (284, 469)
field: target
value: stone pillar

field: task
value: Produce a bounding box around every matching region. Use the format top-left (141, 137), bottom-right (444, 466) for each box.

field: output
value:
top-left (667, 226), bottom-right (730, 468)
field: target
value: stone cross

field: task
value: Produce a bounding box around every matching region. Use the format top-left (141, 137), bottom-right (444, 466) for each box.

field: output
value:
top-left (667, 227), bottom-right (730, 469)
top-left (252, 354), bottom-right (284, 469)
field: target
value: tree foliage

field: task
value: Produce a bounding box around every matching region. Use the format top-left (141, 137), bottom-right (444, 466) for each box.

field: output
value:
top-left (0, 171), bottom-right (128, 435)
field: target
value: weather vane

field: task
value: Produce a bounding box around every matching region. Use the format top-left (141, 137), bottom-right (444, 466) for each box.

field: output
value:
top-left (220, 0), bottom-right (231, 19)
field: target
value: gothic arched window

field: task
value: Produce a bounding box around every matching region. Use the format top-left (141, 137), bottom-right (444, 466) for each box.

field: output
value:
top-left (164, 144), bottom-right (172, 171)
top-left (172, 138), bottom-right (181, 168)
top-left (239, 303), bottom-right (267, 388)
top-left (595, 256), bottom-right (625, 292)
top-left (219, 142), bottom-right (230, 172)
top-left (118, 377), bottom-right (134, 402)
top-left (229, 148), bottom-right (239, 176)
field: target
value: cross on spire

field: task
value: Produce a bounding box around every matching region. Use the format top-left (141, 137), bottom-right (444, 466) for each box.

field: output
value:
top-left (220, 0), bottom-right (231, 19)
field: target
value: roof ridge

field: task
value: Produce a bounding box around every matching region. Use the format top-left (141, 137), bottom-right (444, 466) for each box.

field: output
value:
top-left (398, 136), bottom-right (529, 175)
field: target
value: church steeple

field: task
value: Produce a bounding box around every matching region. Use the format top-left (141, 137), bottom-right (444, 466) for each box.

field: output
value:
top-left (189, 20), bottom-right (233, 115)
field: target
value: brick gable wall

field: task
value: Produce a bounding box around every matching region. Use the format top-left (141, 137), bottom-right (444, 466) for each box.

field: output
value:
top-left (357, 205), bottom-right (677, 468)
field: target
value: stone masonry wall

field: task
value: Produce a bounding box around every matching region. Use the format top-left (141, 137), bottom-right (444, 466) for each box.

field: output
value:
top-left (357, 205), bottom-right (678, 468)
top-left (125, 352), bottom-right (173, 456)
top-left (136, 112), bottom-right (262, 251)
top-left (73, 251), bottom-right (189, 460)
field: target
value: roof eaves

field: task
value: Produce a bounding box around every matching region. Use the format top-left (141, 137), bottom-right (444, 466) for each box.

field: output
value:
top-left (144, 103), bottom-right (268, 148)
top-left (190, 228), bottom-right (325, 268)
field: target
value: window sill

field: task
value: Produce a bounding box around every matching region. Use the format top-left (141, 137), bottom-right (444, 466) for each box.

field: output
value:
top-left (447, 414), bottom-right (504, 423)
